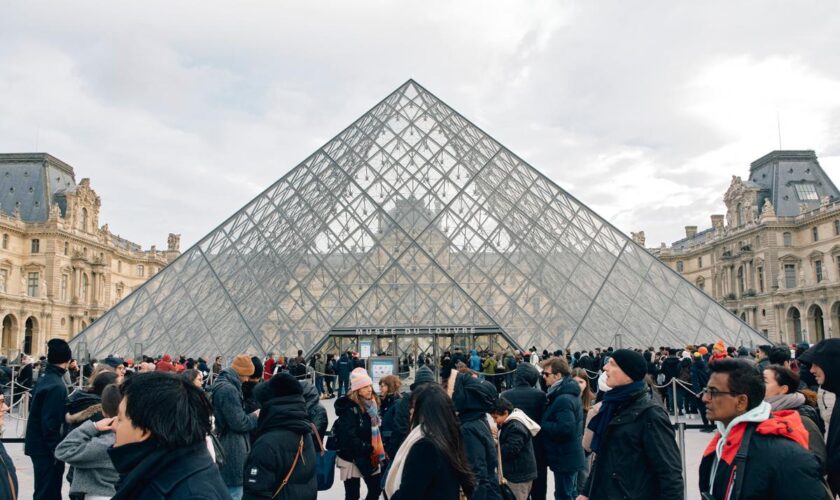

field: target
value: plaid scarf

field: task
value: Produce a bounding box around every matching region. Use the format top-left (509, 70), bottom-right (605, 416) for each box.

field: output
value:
top-left (365, 399), bottom-right (387, 466)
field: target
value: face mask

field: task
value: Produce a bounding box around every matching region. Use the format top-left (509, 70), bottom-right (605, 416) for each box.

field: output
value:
top-left (598, 371), bottom-right (612, 393)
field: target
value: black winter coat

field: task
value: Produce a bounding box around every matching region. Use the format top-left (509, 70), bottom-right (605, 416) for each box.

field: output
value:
top-left (660, 356), bottom-right (681, 383)
top-left (541, 377), bottom-right (584, 473)
top-left (334, 396), bottom-right (378, 477)
top-left (453, 375), bottom-right (500, 500)
top-left (690, 359), bottom-right (710, 393)
top-left (799, 338), bottom-right (840, 495)
top-left (243, 394), bottom-right (317, 500)
top-left (380, 393), bottom-right (401, 457)
top-left (583, 390), bottom-right (683, 500)
top-left (498, 418), bottom-right (537, 483)
top-left (0, 443), bottom-right (17, 500)
top-left (24, 363), bottom-right (67, 457)
top-left (389, 438), bottom-right (462, 500)
top-left (302, 382), bottom-right (328, 444)
top-left (698, 420), bottom-right (826, 500)
top-left (500, 364), bottom-right (546, 424)
top-left (108, 439), bottom-right (229, 500)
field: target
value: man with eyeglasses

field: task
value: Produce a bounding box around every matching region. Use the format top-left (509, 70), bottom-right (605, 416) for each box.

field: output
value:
top-left (0, 394), bottom-right (18, 499)
top-left (540, 356), bottom-right (583, 500)
top-left (698, 358), bottom-right (825, 499)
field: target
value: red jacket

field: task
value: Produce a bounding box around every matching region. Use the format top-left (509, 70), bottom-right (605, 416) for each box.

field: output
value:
top-left (263, 358), bottom-right (275, 381)
top-left (155, 354), bottom-right (176, 373)
top-left (699, 410), bottom-right (824, 499)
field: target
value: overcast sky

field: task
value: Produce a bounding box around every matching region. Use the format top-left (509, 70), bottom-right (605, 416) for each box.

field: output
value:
top-left (2, 1), bottom-right (839, 251)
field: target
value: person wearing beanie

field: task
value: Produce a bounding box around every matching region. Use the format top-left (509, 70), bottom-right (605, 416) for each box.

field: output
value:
top-left (25, 338), bottom-right (72, 500)
top-left (388, 365), bottom-right (435, 459)
top-left (799, 338), bottom-right (840, 496)
top-left (243, 373), bottom-right (316, 500)
top-left (539, 356), bottom-right (583, 500)
top-left (581, 349), bottom-right (683, 499)
top-left (335, 367), bottom-right (385, 500)
top-left (210, 354), bottom-right (259, 499)
top-left (241, 356), bottom-right (263, 419)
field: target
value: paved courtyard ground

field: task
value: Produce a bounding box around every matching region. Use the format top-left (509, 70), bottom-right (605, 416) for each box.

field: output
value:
top-left (3, 395), bottom-right (710, 500)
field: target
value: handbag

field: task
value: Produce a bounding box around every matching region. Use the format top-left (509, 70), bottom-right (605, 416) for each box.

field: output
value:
top-left (210, 431), bottom-right (225, 467)
top-left (311, 423), bottom-right (337, 491)
top-left (272, 436), bottom-right (304, 498)
top-left (494, 437), bottom-right (517, 500)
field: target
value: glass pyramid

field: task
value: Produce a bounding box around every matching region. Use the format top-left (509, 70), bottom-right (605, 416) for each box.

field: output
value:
top-left (70, 80), bottom-right (768, 360)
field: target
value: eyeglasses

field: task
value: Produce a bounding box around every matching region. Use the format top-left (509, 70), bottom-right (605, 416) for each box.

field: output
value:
top-left (700, 388), bottom-right (740, 398)
top-left (542, 372), bottom-right (554, 378)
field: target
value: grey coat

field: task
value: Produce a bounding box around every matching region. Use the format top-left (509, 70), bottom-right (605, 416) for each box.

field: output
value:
top-left (54, 420), bottom-right (118, 497)
top-left (211, 368), bottom-right (258, 487)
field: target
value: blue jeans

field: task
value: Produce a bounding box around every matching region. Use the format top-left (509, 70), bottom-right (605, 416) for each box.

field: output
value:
top-left (315, 374), bottom-right (324, 395)
top-left (553, 471), bottom-right (577, 500)
top-left (227, 486), bottom-right (243, 500)
top-left (338, 376), bottom-right (350, 397)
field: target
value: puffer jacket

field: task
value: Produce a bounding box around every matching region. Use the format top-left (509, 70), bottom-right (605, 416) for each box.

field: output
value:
top-left (798, 338), bottom-right (840, 496)
top-left (301, 381), bottom-right (327, 449)
top-left (334, 396), bottom-right (377, 477)
top-left (64, 389), bottom-right (103, 435)
top-left (211, 368), bottom-right (258, 487)
top-left (541, 376), bottom-right (584, 473)
top-left (243, 394), bottom-right (316, 500)
top-left (498, 417), bottom-right (537, 484)
top-left (698, 410), bottom-right (826, 499)
top-left (582, 389), bottom-right (682, 500)
top-left (453, 374), bottom-right (501, 500)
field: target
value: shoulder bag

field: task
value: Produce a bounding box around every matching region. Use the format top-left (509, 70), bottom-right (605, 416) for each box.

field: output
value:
top-left (311, 422), bottom-right (337, 491)
top-left (272, 436), bottom-right (304, 499)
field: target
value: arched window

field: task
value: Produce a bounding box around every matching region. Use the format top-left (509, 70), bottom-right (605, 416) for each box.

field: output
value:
top-left (80, 208), bottom-right (88, 232)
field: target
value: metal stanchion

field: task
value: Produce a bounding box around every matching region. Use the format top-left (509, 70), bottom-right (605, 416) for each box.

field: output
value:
top-left (8, 365), bottom-right (15, 414)
top-left (677, 421), bottom-right (687, 500)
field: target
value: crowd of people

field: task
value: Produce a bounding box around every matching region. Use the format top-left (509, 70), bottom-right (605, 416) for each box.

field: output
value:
top-left (1, 336), bottom-right (839, 499)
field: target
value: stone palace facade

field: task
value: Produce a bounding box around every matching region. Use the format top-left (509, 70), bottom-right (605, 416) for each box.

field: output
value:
top-left (0, 153), bottom-right (179, 358)
top-left (651, 150), bottom-right (840, 346)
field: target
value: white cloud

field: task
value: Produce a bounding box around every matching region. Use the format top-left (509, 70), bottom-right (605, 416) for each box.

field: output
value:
top-left (0, 1), bottom-right (839, 250)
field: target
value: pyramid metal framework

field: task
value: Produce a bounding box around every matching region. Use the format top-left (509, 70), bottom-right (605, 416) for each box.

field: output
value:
top-left (70, 80), bottom-right (768, 359)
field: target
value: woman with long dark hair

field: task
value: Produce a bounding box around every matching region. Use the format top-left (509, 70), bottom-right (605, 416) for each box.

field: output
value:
top-left (384, 384), bottom-right (475, 500)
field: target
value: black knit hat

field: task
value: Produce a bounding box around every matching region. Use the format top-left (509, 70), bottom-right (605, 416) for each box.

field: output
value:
top-left (410, 366), bottom-right (435, 390)
top-left (47, 338), bottom-right (72, 365)
top-left (254, 372), bottom-right (303, 405)
top-left (610, 349), bottom-right (647, 382)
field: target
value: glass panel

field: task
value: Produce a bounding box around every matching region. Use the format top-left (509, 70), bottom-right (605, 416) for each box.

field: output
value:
top-left (70, 80), bottom-right (770, 359)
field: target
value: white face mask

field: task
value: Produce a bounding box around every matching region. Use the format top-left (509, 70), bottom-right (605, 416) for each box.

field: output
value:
top-left (598, 371), bottom-right (612, 393)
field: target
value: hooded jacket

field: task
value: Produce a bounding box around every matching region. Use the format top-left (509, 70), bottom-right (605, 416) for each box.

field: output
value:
top-left (498, 412), bottom-right (538, 483)
top-left (469, 351), bottom-right (481, 372)
top-left (301, 382), bottom-right (327, 439)
top-left (541, 376), bottom-right (584, 473)
top-left (453, 374), bottom-right (501, 500)
top-left (799, 338), bottom-right (840, 495)
top-left (389, 366), bottom-right (435, 459)
top-left (155, 355), bottom-right (176, 373)
top-left (698, 409), bottom-right (826, 499)
top-left (210, 368), bottom-right (258, 487)
top-left (242, 394), bottom-right (316, 500)
top-left (54, 419), bottom-right (119, 497)
top-left (64, 389), bottom-right (104, 434)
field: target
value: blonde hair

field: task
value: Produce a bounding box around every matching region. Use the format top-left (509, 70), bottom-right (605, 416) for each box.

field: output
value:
top-left (348, 387), bottom-right (379, 410)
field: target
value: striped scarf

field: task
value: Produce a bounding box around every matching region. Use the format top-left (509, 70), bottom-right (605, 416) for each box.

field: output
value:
top-left (365, 399), bottom-right (387, 466)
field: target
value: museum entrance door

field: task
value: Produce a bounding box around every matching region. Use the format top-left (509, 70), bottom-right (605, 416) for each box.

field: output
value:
top-left (308, 326), bottom-right (520, 384)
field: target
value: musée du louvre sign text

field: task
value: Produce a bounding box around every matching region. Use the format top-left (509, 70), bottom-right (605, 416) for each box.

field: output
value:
top-left (355, 326), bottom-right (478, 335)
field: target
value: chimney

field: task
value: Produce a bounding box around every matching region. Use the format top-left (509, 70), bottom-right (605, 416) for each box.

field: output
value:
top-left (711, 215), bottom-right (724, 231)
top-left (631, 231), bottom-right (646, 247)
top-left (685, 226), bottom-right (698, 239)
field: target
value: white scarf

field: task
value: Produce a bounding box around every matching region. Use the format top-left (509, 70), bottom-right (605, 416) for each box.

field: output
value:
top-left (708, 401), bottom-right (771, 494)
top-left (384, 424), bottom-right (426, 497)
